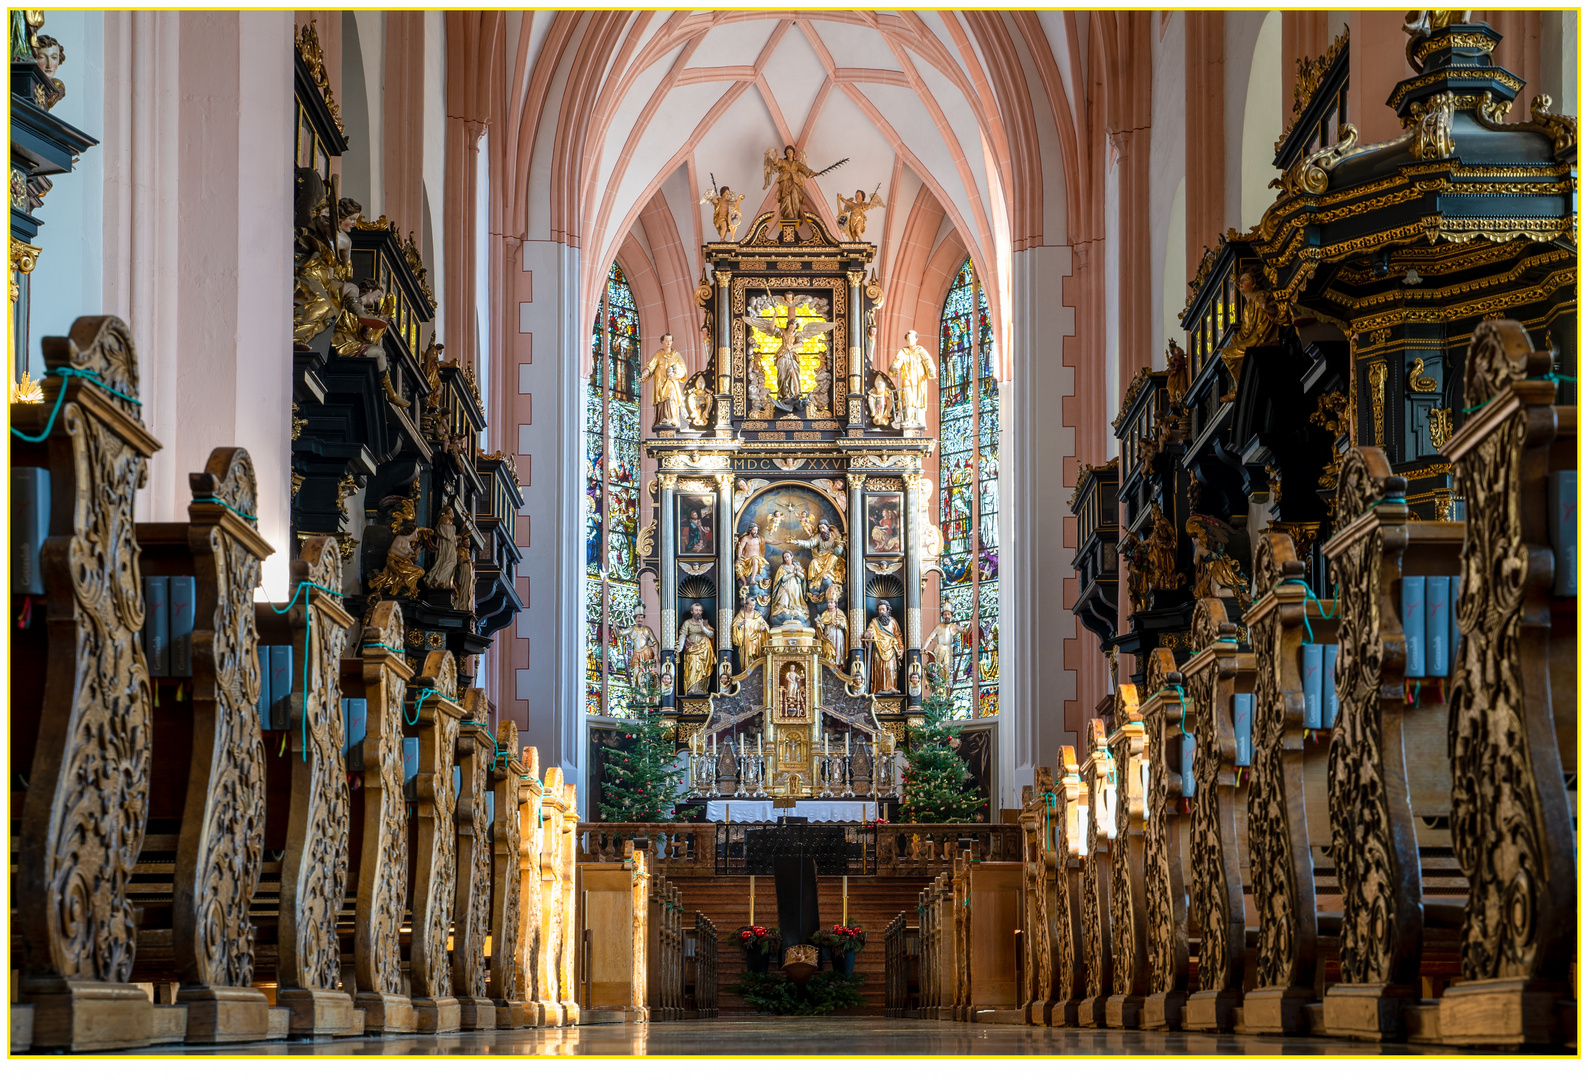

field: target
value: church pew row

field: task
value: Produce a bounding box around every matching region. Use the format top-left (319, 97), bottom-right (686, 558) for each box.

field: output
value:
top-left (687, 912), bottom-right (720, 1017)
top-left (882, 911), bottom-right (915, 1016)
top-left (8, 316), bottom-right (592, 1052)
top-left (893, 320), bottom-right (1576, 1049)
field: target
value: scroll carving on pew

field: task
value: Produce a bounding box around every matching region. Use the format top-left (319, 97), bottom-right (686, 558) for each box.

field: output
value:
top-left (270, 536), bottom-right (359, 1036)
top-left (1106, 700), bottom-right (1149, 1028)
top-left (408, 648), bottom-right (465, 1033)
top-left (1320, 448), bottom-right (1429, 1040)
top-left (14, 316), bottom-right (164, 1051)
top-left (559, 781), bottom-right (583, 1025)
top-left (488, 719), bottom-right (529, 1027)
top-left (1019, 770), bottom-right (1057, 1024)
top-left (452, 688), bottom-right (497, 1030)
top-left (348, 600), bottom-right (416, 1034)
top-left (1182, 598), bottom-right (1250, 1032)
top-left (1050, 746), bottom-right (1088, 1026)
top-left (537, 768), bottom-right (567, 1025)
top-left (1242, 531), bottom-right (1322, 1035)
top-left (171, 449), bottom-right (276, 1041)
top-left (518, 746), bottom-right (544, 1026)
top-left (1439, 320), bottom-right (1577, 1046)
top-left (1077, 719), bottom-right (1114, 1027)
top-left (1140, 649), bottom-right (1190, 1030)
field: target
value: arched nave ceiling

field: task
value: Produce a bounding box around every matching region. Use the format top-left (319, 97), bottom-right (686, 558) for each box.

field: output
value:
top-left (526, 10), bottom-right (1087, 369)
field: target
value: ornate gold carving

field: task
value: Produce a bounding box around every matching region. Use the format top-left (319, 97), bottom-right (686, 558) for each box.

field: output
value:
top-left (1079, 721), bottom-right (1113, 1012)
top-left (295, 19), bottom-right (345, 135)
top-left (1141, 650), bottom-right (1190, 1021)
top-left (16, 316), bottom-right (160, 995)
top-left (1114, 367), bottom-right (1154, 428)
top-left (1310, 390), bottom-right (1350, 490)
top-left (10, 236), bottom-right (41, 302)
top-left (1286, 27), bottom-right (1349, 131)
top-left (1367, 358), bottom-right (1388, 446)
top-left (1049, 746), bottom-right (1086, 1015)
top-left (1407, 356), bottom-right (1439, 392)
top-left (488, 719), bottom-right (525, 1010)
top-left (1273, 124), bottom-right (1359, 197)
top-left (453, 690), bottom-right (494, 1011)
top-left (1428, 407), bottom-right (1453, 448)
top-left (1409, 92), bottom-right (1457, 160)
top-left (1108, 716), bottom-right (1149, 1007)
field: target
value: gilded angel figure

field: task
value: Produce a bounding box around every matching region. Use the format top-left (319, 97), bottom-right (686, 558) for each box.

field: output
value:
top-left (741, 289), bottom-right (834, 405)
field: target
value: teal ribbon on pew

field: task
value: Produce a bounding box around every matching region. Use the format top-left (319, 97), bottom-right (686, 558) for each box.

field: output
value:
top-left (268, 580), bottom-right (343, 762)
top-left (406, 686), bottom-right (460, 726)
top-left (192, 495), bottom-right (258, 521)
top-left (1282, 577), bottom-right (1341, 642)
top-left (10, 367), bottom-right (143, 443)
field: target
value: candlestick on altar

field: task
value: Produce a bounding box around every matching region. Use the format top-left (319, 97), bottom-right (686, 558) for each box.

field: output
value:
top-left (842, 875), bottom-right (848, 923)
top-left (749, 875), bottom-right (755, 923)
top-left (845, 731), bottom-right (851, 755)
top-left (758, 731), bottom-right (763, 754)
top-left (739, 732), bottom-right (744, 755)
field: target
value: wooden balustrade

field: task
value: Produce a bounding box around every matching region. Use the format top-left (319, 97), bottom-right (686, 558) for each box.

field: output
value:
top-left (128, 449), bottom-right (279, 1044)
top-left (344, 601), bottom-right (416, 1034)
top-left (882, 912), bottom-right (914, 1017)
top-left (1439, 320), bottom-right (1577, 1047)
top-left (688, 913), bottom-right (719, 1017)
top-left (578, 822), bottom-right (715, 875)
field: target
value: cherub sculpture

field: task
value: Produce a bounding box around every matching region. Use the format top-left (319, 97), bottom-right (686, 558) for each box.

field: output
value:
top-left (700, 184), bottom-right (746, 242)
top-left (836, 187), bottom-right (885, 243)
top-left (741, 290), bottom-right (835, 406)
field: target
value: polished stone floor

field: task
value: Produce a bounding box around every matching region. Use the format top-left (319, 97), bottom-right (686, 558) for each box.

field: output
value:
top-left (118, 1017), bottom-right (1500, 1056)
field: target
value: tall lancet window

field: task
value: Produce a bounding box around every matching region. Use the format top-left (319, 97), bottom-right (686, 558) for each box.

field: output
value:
top-left (585, 263), bottom-right (642, 718)
top-left (938, 257), bottom-right (999, 723)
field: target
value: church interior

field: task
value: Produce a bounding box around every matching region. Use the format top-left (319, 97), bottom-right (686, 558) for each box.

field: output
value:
top-left (6, 5), bottom-right (1581, 1061)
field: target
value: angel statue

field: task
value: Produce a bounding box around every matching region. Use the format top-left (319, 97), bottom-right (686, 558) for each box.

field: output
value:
top-left (763, 145), bottom-right (846, 222)
top-left (741, 290), bottom-right (835, 407)
top-left (836, 187), bottom-right (885, 243)
top-left (700, 184), bottom-right (746, 242)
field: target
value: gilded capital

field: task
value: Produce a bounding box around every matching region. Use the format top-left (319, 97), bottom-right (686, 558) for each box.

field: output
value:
top-left (847, 472), bottom-right (869, 489)
top-left (847, 270), bottom-right (864, 288)
top-left (714, 271), bottom-right (730, 288)
top-left (660, 473), bottom-right (679, 490)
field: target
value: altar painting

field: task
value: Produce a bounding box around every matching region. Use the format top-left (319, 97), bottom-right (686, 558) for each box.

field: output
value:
top-left (678, 492), bottom-right (716, 554)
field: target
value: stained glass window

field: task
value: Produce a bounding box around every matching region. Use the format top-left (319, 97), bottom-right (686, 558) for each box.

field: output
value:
top-left (586, 264), bottom-right (643, 718)
top-left (939, 258), bottom-right (998, 721)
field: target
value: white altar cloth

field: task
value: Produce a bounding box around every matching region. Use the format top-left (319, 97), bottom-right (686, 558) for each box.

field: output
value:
top-left (704, 799), bottom-right (877, 823)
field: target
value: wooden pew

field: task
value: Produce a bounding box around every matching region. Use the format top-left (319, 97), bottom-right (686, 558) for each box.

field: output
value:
top-left (12, 317), bottom-right (166, 1051)
top-left (965, 859), bottom-right (1023, 1022)
top-left (517, 746), bottom-right (545, 1026)
top-left (405, 649), bottom-right (466, 1033)
top-left (883, 912), bottom-right (911, 1017)
top-left (536, 768), bottom-right (569, 1025)
top-left (452, 688), bottom-right (498, 1030)
top-left (914, 879), bottom-right (937, 1018)
top-left (1439, 320), bottom-right (1577, 1046)
top-left (577, 842), bottom-right (650, 1021)
top-left (342, 600), bottom-right (417, 1034)
top-left (254, 536), bottom-right (361, 1037)
top-left (1138, 649), bottom-right (1191, 1030)
top-left (1320, 447), bottom-right (1464, 1040)
top-left (951, 851), bottom-right (971, 1020)
top-left (1107, 705), bottom-right (1149, 1028)
top-left (488, 720), bottom-right (532, 1028)
top-left (1049, 746), bottom-right (1089, 1027)
top-left (128, 448), bottom-right (281, 1043)
top-left (558, 781), bottom-right (583, 1024)
top-left (1241, 531), bottom-right (1331, 1035)
top-left (1076, 719), bottom-right (1113, 1027)
top-left (1018, 770), bottom-right (1058, 1024)
top-left (1180, 598), bottom-right (1253, 1032)
top-left (686, 912), bottom-right (719, 1018)
top-left (646, 875), bottom-right (676, 1021)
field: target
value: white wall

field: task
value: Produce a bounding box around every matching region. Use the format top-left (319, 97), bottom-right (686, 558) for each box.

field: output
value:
top-left (28, 12), bottom-right (106, 370)
top-left (1237, 13), bottom-right (1284, 231)
top-left (1149, 12), bottom-right (1187, 363)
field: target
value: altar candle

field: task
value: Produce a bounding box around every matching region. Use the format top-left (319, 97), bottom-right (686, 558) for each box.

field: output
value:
top-left (846, 732), bottom-right (851, 755)
top-left (758, 731), bottom-right (763, 754)
top-left (843, 876), bottom-right (848, 923)
top-left (749, 876), bottom-right (755, 923)
top-left (712, 732), bottom-right (717, 754)
top-left (739, 732), bottom-right (744, 755)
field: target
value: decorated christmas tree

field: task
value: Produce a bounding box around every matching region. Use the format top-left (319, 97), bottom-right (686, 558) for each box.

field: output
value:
top-left (900, 663), bottom-right (985, 823)
top-left (597, 679), bottom-right (683, 823)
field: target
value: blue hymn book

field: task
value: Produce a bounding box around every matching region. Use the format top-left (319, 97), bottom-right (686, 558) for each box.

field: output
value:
top-left (1179, 732), bottom-right (1196, 799)
top-left (1323, 643), bottom-right (1339, 728)
top-left (11, 467), bottom-right (50, 595)
top-left (1401, 576), bottom-right (1426, 678)
top-left (1426, 576), bottom-right (1450, 677)
top-left (168, 576), bottom-right (196, 677)
top-left (1301, 643), bottom-right (1323, 729)
top-left (1232, 693), bottom-right (1253, 768)
top-left (144, 576), bottom-right (170, 678)
top-left (267, 646), bottom-right (294, 731)
top-left (1548, 471), bottom-right (1576, 597)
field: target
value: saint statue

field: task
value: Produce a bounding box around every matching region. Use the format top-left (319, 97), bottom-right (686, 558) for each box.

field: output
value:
top-left (921, 603), bottom-right (968, 687)
top-left (699, 185), bottom-right (746, 242)
top-left (835, 188), bottom-right (885, 243)
top-left (731, 590), bottom-right (769, 673)
top-left (861, 600), bottom-right (904, 695)
top-left (763, 145), bottom-right (817, 221)
top-left (741, 290), bottom-right (834, 406)
top-left (639, 332), bottom-right (686, 428)
top-left (889, 329), bottom-right (939, 429)
top-left (620, 606), bottom-right (659, 680)
top-left (370, 526), bottom-right (432, 599)
top-left (792, 519), bottom-right (845, 596)
top-left (424, 508), bottom-right (459, 589)
top-left (734, 523), bottom-right (769, 590)
top-left (780, 664), bottom-right (808, 719)
top-left (685, 373), bottom-right (714, 428)
top-left (913, 476), bottom-right (944, 574)
top-left (679, 601), bottom-right (715, 695)
top-left (1220, 267), bottom-right (1280, 401)
top-left (816, 589), bottom-right (848, 664)
top-left (769, 550), bottom-right (809, 626)
top-left (866, 374), bottom-right (894, 428)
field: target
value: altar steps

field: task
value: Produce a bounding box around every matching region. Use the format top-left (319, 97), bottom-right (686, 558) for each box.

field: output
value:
top-left (669, 876), bottom-right (932, 1015)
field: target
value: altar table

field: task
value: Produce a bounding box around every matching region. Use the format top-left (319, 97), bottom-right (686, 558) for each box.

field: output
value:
top-left (704, 799), bottom-right (878, 823)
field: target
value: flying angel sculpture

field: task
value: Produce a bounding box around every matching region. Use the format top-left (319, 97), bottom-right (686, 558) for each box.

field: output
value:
top-left (741, 289), bottom-right (835, 407)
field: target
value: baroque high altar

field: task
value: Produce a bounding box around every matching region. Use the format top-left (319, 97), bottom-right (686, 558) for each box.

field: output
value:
top-left (638, 197), bottom-right (941, 797)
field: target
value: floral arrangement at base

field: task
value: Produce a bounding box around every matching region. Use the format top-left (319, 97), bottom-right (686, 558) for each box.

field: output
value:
top-left (735, 924), bottom-right (782, 956)
top-left (727, 971), bottom-right (866, 1016)
top-left (810, 922), bottom-right (867, 954)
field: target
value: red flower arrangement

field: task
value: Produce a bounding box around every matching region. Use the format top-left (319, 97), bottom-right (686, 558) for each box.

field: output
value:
top-left (810, 922), bottom-right (867, 954)
top-left (734, 924), bottom-right (782, 955)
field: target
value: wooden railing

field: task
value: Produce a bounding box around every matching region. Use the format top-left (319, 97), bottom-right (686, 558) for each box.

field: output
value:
top-left (882, 912), bottom-right (916, 1016)
top-left (687, 913), bottom-right (720, 1017)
